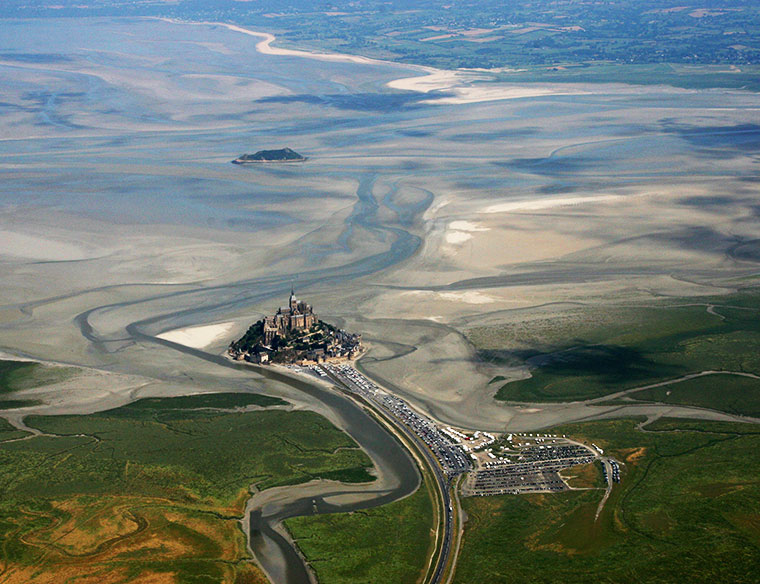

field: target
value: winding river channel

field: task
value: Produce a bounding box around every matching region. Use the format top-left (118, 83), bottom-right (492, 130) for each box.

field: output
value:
top-left (64, 172), bottom-right (430, 584)
top-left (149, 336), bottom-right (421, 584)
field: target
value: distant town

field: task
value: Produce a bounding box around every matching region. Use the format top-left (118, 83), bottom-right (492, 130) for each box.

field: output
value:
top-left (228, 290), bottom-right (362, 365)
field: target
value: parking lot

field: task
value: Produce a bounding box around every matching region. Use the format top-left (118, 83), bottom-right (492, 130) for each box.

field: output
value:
top-left (285, 363), bottom-right (620, 497)
top-left (463, 439), bottom-right (598, 496)
top-left (323, 364), bottom-right (472, 476)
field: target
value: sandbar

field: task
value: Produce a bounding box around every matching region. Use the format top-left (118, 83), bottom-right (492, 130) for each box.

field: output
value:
top-left (157, 322), bottom-right (237, 349)
top-left (482, 194), bottom-right (622, 213)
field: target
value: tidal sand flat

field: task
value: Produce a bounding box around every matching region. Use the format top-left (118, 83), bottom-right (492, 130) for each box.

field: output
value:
top-left (2, 13), bottom-right (759, 446)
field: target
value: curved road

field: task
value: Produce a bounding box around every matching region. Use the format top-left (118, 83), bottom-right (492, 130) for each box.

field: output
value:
top-left (322, 370), bottom-right (456, 584)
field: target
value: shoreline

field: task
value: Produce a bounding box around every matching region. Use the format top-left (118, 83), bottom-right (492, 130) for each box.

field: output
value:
top-left (156, 18), bottom-right (420, 70)
top-left (156, 17), bottom-right (578, 106)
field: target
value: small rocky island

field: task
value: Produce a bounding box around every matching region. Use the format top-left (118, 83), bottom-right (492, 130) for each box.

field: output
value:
top-left (231, 148), bottom-right (306, 164)
top-left (228, 289), bottom-right (362, 365)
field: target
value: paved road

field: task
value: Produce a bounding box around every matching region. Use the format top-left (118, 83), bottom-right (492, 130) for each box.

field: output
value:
top-left (325, 371), bottom-right (455, 584)
top-left (595, 458), bottom-right (614, 521)
top-left (373, 405), bottom-right (454, 584)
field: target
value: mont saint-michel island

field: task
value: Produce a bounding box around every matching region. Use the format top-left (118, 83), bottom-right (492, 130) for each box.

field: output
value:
top-left (231, 147), bottom-right (307, 164)
top-left (228, 289), bottom-right (362, 364)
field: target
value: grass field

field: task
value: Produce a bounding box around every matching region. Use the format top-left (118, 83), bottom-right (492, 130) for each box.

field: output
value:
top-left (0, 399), bottom-right (42, 410)
top-left (107, 391), bottom-right (288, 412)
top-left (454, 418), bottom-right (760, 584)
top-left (630, 374), bottom-right (760, 418)
top-left (0, 417), bottom-right (29, 442)
top-left (468, 289), bottom-right (760, 408)
top-left (286, 479), bottom-right (434, 584)
top-left (559, 461), bottom-right (605, 490)
top-left (0, 393), bottom-right (374, 584)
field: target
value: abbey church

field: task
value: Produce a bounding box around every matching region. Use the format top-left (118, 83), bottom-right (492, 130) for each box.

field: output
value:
top-left (262, 289), bottom-right (317, 344)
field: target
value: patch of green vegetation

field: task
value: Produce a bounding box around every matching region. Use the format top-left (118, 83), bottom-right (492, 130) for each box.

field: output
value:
top-left (644, 417), bottom-right (760, 435)
top-left (494, 63), bottom-right (760, 92)
top-left (286, 480), bottom-right (433, 584)
top-left (0, 359), bottom-right (75, 394)
top-left (455, 418), bottom-right (760, 584)
top-left (630, 374), bottom-right (760, 418)
top-left (0, 395), bottom-right (373, 582)
top-left (499, 344), bottom-right (682, 402)
top-left (488, 375), bottom-right (507, 385)
top-left (474, 290), bottom-right (760, 405)
top-left (254, 2), bottom-right (760, 73)
top-left (560, 460), bottom-right (606, 490)
top-left (22, 403), bottom-right (372, 497)
top-left (317, 466), bottom-right (376, 483)
top-left (122, 392), bottom-right (287, 410)
top-left (0, 399), bottom-right (43, 410)
top-left (0, 361), bottom-right (30, 394)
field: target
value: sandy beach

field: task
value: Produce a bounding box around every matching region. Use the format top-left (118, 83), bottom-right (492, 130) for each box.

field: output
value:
top-left (0, 229), bottom-right (101, 261)
top-left (156, 322), bottom-right (238, 349)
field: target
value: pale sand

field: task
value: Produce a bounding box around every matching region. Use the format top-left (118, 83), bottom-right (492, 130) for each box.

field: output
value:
top-left (482, 194), bottom-right (622, 213)
top-left (387, 68), bottom-right (582, 105)
top-left (449, 220), bottom-right (489, 232)
top-left (439, 291), bottom-right (495, 304)
top-left (403, 290), bottom-right (496, 305)
top-left (445, 231), bottom-right (473, 244)
top-left (445, 220), bottom-right (490, 245)
top-left (0, 230), bottom-right (99, 261)
top-left (156, 322), bottom-right (237, 349)
top-left (389, 68), bottom-right (693, 106)
top-left (422, 84), bottom-right (579, 105)
top-left (387, 69), bottom-right (475, 93)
